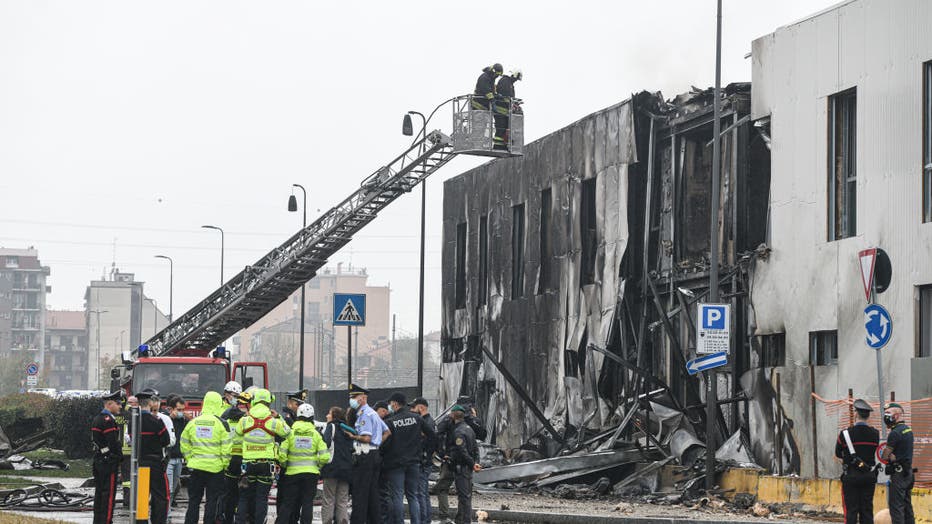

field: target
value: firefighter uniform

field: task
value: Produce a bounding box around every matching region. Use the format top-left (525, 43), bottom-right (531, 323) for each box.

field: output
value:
top-left (493, 70), bottom-right (521, 149)
top-left (234, 389), bottom-right (291, 524)
top-left (92, 391), bottom-right (124, 524)
top-left (833, 399), bottom-right (879, 524)
top-left (472, 64), bottom-right (501, 110)
top-left (276, 412), bottom-right (330, 524)
top-left (180, 391), bottom-right (232, 524)
top-left (135, 389), bottom-right (172, 524)
top-left (884, 403), bottom-right (915, 524)
top-left (448, 406), bottom-right (479, 524)
top-left (220, 393), bottom-right (250, 524)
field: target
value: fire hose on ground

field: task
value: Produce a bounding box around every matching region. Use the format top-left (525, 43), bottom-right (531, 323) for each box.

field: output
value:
top-left (0, 482), bottom-right (93, 511)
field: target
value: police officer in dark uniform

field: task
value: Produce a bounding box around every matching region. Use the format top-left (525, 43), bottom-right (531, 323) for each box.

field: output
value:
top-left (446, 405), bottom-right (480, 524)
top-left (282, 389), bottom-right (308, 428)
top-left (435, 398), bottom-right (487, 522)
top-left (834, 399), bottom-right (879, 523)
top-left (381, 392), bottom-right (436, 524)
top-left (135, 388), bottom-right (172, 524)
top-left (92, 390), bottom-right (124, 524)
top-left (881, 402), bottom-right (915, 524)
top-left (472, 63), bottom-right (502, 110)
top-left (411, 397), bottom-right (436, 524)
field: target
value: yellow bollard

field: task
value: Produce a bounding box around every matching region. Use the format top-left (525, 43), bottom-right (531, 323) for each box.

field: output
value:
top-left (136, 466), bottom-right (150, 521)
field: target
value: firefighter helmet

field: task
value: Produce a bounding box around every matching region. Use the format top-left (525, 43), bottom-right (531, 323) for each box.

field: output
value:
top-left (224, 381), bottom-right (242, 395)
top-left (492, 63), bottom-right (503, 75)
top-left (297, 403), bottom-right (315, 420)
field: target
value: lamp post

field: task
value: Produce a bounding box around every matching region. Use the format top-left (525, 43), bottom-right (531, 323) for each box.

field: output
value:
top-left (288, 184), bottom-right (308, 390)
top-left (154, 255), bottom-right (173, 322)
top-left (404, 110), bottom-right (427, 397)
top-left (201, 225), bottom-right (225, 286)
top-left (90, 308), bottom-right (108, 389)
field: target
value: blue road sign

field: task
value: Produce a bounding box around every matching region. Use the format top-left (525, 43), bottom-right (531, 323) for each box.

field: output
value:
top-left (25, 363), bottom-right (38, 376)
top-left (333, 293), bottom-right (366, 326)
top-left (699, 305), bottom-right (727, 330)
top-left (864, 304), bottom-right (892, 349)
top-left (686, 351), bottom-right (728, 375)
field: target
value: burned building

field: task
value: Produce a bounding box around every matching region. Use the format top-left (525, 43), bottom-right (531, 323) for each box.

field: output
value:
top-left (440, 84), bottom-right (782, 468)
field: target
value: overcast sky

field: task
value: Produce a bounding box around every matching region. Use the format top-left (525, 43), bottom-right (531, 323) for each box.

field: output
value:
top-left (0, 0), bottom-right (837, 337)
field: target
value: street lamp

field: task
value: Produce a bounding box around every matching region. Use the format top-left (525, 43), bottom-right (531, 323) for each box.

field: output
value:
top-left (154, 255), bottom-right (173, 322)
top-left (404, 110), bottom-right (428, 397)
top-left (201, 225), bottom-right (225, 286)
top-left (288, 184), bottom-right (307, 390)
top-left (90, 309), bottom-right (108, 389)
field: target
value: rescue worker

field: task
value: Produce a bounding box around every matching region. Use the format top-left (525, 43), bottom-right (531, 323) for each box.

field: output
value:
top-left (220, 390), bottom-right (251, 524)
top-left (180, 391), bottom-right (233, 524)
top-left (346, 383), bottom-right (389, 524)
top-left (473, 63), bottom-right (502, 110)
top-left (223, 381), bottom-right (243, 407)
top-left (92, 390), bottom-right (124, 524)
top-left (282, 389), bottom-right (308, 427)
top-left (435, 399), bottom-right (487, 522)
top-left (834, 398), bottom-right (879, 524)
top-left (411, 398), bottom-right (436, 524)
top-left (382, 392), bottom-right (436, 524)
top-left (234, 388), bottom-right (291, 524)
top-left (276, 403), bottom-right (330, 524)
top-left (446, 405), bottom-right (481, 524)
top-left (881, 402), bottom-right (915, 524)
top-left (135, 388), bottom-right (172, 524)
top-left (493, 69), bottom-right (522, 150)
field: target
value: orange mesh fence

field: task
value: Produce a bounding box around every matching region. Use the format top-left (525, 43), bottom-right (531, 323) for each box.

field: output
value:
top-left (814, 394), bottom-right (932, 488)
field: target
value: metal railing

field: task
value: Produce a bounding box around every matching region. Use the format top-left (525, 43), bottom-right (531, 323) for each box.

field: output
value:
top-left (451, 94), bottom-right (524, 156)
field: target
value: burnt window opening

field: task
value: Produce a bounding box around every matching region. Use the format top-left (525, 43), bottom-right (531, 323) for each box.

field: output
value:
top-left (810, 330), bottom-right (838, 366)
top-left (919, 285), bottom-right (932, 358)
top-left (924, 62), bottom-right (932, 222)
top-left (678, 129), bottom-right (714, 260)
top-left (564, 350), bottom-right (579, 378)
top-left (538, 187), bottom-right (553, 294)
top-left (757, 333), bottom-right (786, 368)
top-left (478, 215), bottom-right (489, 306)
top-left (580, 177), bottom-right (597, 285)
top-left (455, 222), bottom-right (467, 309)
top-left (828, 88), bottom-right (857, 240)
top-left (511, 203), bottom-right (525, 299)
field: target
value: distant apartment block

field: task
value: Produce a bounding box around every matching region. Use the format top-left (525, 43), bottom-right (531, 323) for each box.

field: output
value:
top-left (45, 310), bottom-right (89, 390)
top-left (0, 247), bottom-right (50, 361)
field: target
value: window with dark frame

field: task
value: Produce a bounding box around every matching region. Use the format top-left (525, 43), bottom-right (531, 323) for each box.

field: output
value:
top-left (828, 88), bottom-right (857, 240)
top-left (758, 333), bottom-right (786, 368)
top-left (924, 61), bottom-right (932, 222)
top-left (580, 177), bottom-right (597, 285)
top-left (538, 187), bottom-right (552, 294)
top-left (919, 285), bottom-right (932, 358)
top-left (478, 215), bottom-right (488, 306)
top-left (810, 330), bottom-right (838, 366)
top-left (455, 222), bottom-right (467, 309)
top-left (511, 203), bottom-right (525, 299)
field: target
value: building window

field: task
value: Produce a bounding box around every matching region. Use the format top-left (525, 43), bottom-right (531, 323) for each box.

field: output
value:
top-left (919, 285), bottom-right (932, 357)
top-left (828, 88), bottom-right (857, 240)
top-left (758, 333), bottom-right (786, 367)
top-left (511, 203), bottom-right (525, 299)
top-left (924, 62), bottom-right (932, 222)
top-left (580, 177), bottom-right (597, 284)
top-left (810, 330), bottom-right (838, 366)
top-left (538, 187), bottom-right (552, 294)
top-left (478, 215), bottom-right (488, 306)
top-left (5, 257), bottom-right (18, 268)
top-left (455, 222), bottom-right (467, 309)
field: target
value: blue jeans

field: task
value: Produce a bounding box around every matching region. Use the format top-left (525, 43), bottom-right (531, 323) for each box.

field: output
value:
top-left (418, 464), bottom-right (431, 523)
top-left (384, 464), bottom-right (421, 524)
top-left (166, 458), bottom-right (183, 506)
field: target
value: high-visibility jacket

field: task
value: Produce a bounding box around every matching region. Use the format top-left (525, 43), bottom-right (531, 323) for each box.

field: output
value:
top-left (235, 403), bottom-right (291, 461)
top-left (180, 392), bottom-right (232, 473)
top-left (277, 420), bottom-right (329, 475)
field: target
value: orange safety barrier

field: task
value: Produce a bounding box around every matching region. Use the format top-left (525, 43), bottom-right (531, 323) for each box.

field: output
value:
top-left (813, 394), bottom-right (932, 488)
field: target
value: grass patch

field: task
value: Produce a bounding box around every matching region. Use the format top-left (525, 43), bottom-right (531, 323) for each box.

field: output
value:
top-left (0, 512), bottom-right (69, 524)
top-left (0, 449), bottom-right (91, 479)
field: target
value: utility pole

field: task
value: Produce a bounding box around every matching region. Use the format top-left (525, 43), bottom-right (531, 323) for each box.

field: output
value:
top-left (391, 314), bottom-right (396, 370)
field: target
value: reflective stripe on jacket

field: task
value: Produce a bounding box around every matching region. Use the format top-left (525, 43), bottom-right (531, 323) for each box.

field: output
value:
top-left (235, 403), bottom-right (291, 461)
top-left (180, 392), bottom-right (232, 473)
top-left (278, 420), bottom-right (329, 475)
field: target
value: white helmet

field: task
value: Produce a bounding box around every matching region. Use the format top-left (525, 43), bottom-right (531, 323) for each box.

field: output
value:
top-left (296, 403), bottom-right (315, 419)
top-left (223, 381), bottom-right (242, 395)
top-left (509, 69), bottom-right (523, 81)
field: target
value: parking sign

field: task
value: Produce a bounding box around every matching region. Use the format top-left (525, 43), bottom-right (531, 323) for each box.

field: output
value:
top-left (697, 303), bottom-right (730, 354)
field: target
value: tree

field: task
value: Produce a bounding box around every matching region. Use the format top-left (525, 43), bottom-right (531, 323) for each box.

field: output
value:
top-left (251, 331), bottom-right (299, 392)
top-left (98, 354), bottom-right (122, 391)
top-left (0, 354), bottom-right (35, 396)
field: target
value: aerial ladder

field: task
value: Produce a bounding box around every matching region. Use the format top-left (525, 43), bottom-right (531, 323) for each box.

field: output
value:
top-left (137, 94), bottom-right (523, 358)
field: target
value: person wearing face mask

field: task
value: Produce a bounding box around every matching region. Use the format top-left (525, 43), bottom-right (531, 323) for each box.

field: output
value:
top-left (380, 393), bottom-right (436, 524)
top-left (880, 402), bottom-right (915, 524)
top-left (164, 394), bottom-right (189, 511)
top-left (346, 384), bottom-right (389, 524)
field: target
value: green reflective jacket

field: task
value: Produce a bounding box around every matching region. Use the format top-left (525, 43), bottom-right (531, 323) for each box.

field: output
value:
top-left (278, 420), bottom-right (329, 475)
top-left (235, 403), bottom-right (291, 461)
top-left (180, 392), bottom-right (232, 473)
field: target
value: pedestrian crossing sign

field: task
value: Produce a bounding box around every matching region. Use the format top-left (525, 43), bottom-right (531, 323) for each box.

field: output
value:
top-left (333, 293), bottom-right (366, 326)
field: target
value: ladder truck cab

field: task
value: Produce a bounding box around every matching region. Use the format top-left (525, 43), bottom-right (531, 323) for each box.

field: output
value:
top-left (111, 345), bottom-right (268, 416)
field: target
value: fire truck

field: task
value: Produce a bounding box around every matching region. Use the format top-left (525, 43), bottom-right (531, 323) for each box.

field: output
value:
top-left (110, 94), bottom-right (522, 407)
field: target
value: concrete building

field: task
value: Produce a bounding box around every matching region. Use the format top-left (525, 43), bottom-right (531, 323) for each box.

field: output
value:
top-left (235, 264), bottom-right (390, 391)
top-left (44, 310), bottom-right (89, 390)
top-left (0, 247), bottom-right (50, 368)
top-left (85, 267), bottom-right (169, 389)
top-left (750, 0), bottom-right (932, 478)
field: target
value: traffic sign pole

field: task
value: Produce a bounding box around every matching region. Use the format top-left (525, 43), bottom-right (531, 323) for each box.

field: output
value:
top-left (347, 326), bottom-right (352, 389)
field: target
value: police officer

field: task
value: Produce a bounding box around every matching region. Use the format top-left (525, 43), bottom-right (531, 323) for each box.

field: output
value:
top-left (135, 388), bottom-right (172, 524)
top-left (834, 398), bottom-right (879, 523)
top-left (276, 403), bottom-right (330, 524)
top-left (411, 397), bottom-right (436, 524)
top-left (92, 390), bottom-right (124, 524)
top-left (220, 391), bottom-right (251, 524)
top-left (235, 388), bottom-right (291, 524)
top-left (381, 393), bottom-right (436, 524)
top-left (446, 405), bottom-right (481, 524)
top-left (346, 383), bottom-right (389, 524)
top-left (493, 69), bottom-right (521, 150)
top-left (282, 389), bottom-right (308, 427)
top-left (180, 391), bottom-right (232, 524)
top-left (881, 402), bottom-right (915, 524)
top-left (472, 63), bottom-right (502, 110)
top-left (435, 398), bottom-right (487, 522)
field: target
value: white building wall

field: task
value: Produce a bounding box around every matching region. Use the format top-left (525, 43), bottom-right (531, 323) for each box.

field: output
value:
top-left (751, 0), bottom-right (932, 477)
